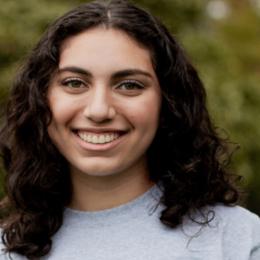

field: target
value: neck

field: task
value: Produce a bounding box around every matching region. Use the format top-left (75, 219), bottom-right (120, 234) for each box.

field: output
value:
top-left (68, 161), bottom-right (154, 211)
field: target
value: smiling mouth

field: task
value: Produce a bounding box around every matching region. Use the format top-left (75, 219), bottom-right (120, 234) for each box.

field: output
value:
top-left (75, 130), bottom-right (126, 144)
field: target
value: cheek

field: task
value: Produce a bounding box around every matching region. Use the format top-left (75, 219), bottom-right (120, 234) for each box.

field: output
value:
top-left (120, 93), bottom-right (161, 131)
top-left (48, 94), bottom-right (78, 125)
top-left (47, 93), bottom-right (79, 144)
top-left (140, 92), bottom-right (161, 123)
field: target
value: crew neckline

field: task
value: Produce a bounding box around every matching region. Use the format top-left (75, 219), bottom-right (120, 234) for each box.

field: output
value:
top-left (63, 184), bottom-right (163, 226)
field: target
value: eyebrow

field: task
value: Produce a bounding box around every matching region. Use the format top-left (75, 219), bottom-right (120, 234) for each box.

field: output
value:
top-left (58, 66), bottom-right (91, 77)
top-left (57, 66), bottom-right (153, 80)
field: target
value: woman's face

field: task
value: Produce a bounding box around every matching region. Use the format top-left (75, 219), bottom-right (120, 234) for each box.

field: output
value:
top-left (47, 27), bottom-right (161, 179)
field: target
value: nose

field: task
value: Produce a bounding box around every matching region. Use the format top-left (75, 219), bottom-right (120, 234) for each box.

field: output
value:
top-left (83, 86), bottom-right (116, 123)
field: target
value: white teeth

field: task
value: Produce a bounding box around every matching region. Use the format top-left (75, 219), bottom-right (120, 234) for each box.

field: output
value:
top-left (77, 132), bottom-right (120, 144)
top-left (105, 135), bottom-right (110, 142)
top-left (92, 135), bottom-right (98, 143)
top-left (99, 135), bottom-right (105, 143)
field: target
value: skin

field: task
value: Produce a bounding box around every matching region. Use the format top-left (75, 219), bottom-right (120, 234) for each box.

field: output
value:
top-left (47, 27), bottom-right (161, 211)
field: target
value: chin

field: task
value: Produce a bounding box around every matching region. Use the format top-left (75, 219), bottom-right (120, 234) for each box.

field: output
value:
top-left (71, 162), bottom-right (126, 178)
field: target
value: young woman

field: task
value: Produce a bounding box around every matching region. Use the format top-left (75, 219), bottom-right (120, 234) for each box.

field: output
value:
top-left (0, 0), bottom-right (259, 259)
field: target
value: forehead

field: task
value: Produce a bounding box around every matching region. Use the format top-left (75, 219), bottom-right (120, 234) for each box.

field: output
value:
top-left (58, 27), bottom-right (155, 75)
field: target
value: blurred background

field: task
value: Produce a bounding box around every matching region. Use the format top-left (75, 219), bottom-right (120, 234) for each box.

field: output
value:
top-left (0, 0), bottom-right (259, 215)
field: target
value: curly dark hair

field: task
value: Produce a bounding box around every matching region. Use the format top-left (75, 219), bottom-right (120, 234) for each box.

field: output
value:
top-left (0, 0), bottom-right (241, 258)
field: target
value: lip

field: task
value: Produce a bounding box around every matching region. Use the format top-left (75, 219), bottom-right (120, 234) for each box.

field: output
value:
top-left (73, 127), bottom-right (128, 134)
top-left (72, 129), bottom-right (128, 152)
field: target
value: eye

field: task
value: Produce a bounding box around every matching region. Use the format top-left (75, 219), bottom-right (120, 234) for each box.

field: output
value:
top-left (116, 80), bottom-right (144, 91)
top-left (61, 78), bottom-right (86, 89)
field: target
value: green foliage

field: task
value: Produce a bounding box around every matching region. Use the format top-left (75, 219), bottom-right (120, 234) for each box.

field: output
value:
top-left (179, 0), bottom-right (260, 214)
top-left (0, 0), bottom-right (259, 215)
top-left (0, 0), bottom-right (75, 100)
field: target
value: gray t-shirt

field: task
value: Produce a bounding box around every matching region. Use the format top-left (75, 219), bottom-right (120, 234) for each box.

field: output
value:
top-left (1, 185), bottom-right (260, 259)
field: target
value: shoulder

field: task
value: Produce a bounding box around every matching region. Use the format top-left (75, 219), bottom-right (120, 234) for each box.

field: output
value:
top-left (213, 203), bottom-right (259, 219)
top-left (151, 204), bottom-right (260, 259)
top-left (186, 204), bottom-right (260, 231)
top-left (183, 204), bottom-right (260, 239)
top-left (180, 204), bottom-right (260, 259)
top-left (212, 204), bottom-right (260, 233)
top-left (211, 204), bottom-right (260, 259)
